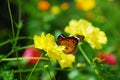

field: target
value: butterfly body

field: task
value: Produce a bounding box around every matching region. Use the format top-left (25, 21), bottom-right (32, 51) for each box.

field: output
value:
top-left (57, 34), bottom-right (84, 54)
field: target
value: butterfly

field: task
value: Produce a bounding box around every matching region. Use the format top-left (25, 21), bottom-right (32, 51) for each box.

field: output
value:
top-left (57, 34), bottom-right (84, 54)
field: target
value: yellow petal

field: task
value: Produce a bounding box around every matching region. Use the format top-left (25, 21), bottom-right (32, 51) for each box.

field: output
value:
top-left (34, 32), bottom-right (75, 68)
top-left (64, 19), bottom-right (107, 50)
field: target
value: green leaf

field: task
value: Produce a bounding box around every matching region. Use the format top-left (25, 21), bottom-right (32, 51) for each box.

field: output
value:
top-left (3, 70), bottom-right (14, 80)
top-left (16, 21), bottom-right (23, 29)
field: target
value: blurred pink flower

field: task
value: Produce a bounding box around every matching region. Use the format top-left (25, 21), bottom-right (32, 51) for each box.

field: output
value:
top-left (23, 46), bottom-right (42, 65)
top-left (97, 52), bottom-right (117, 65)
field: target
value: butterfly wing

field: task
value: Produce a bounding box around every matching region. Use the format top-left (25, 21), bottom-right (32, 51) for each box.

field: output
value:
top-left (57, 34), bottom-right (66, 44)
top-left (58, 37), bottom-right (78, 54)
top-left (57, 34), bottom-right (84, 54)
top-left (76, 35), bottom-right (84, 41)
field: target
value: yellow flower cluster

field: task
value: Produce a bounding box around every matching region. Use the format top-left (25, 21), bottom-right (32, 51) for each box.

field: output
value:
top-left (75, 0), bottom-right (96, 11)
top-left (65, 19), bottom-right (107, 49)
top-left (34, 32), bottom-right (75, 68)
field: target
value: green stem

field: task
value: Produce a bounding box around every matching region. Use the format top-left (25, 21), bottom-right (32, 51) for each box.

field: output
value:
top-left (14, 27), bottom-right (21, 47)
top-left (14, 1), bottom-right (22, 78)
top-left (46, 69), bottom-right (52, 80)
top-left (27, 54), bottom-right (43, 80)
top-left (0, 50), bottom-right (14, 63)
top-left (14, 29), bottom-right (22, 80)
top-left (0, 45), bottom-right (32, 62)
top-left (18, 0), bottom-right (21, 23)
top-left (78, 43), bottom-right (99, 75)
top-left (0, 36), bottom-right (32, 47)
top-left (0, 39), bottom-right (11, 46)
top-left (14, 67), bottom-right (70, 73)
top-left (8, 0), bottom-right (22, 79)
top-left (7, 0), bottom-right (15, 39)
top-left (78, 45), bottom-right (92, 65)
top-left (15, 51), bottom-right (22, 80)
top-left (1, 57), bottom-right (49, 61)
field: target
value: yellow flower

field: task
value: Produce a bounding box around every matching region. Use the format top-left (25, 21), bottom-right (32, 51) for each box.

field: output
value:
top-left (50, 6), bottom-right (60, 15)
top-left (34, 32), bottom-right (55, 51)
top-left (75, 0), bottom-right (96, 11)
top-left (34, 32), bottom-right (75, 68)
top-left (65, 19), bottom-right (107, 49)
top-left (59, 54), bottom-right (75, 68)
top-left (46, 45), bottom-right (65, 61)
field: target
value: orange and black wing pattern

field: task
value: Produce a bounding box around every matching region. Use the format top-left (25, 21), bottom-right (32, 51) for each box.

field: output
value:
top-left (57, 34), bottom-right (80, 54)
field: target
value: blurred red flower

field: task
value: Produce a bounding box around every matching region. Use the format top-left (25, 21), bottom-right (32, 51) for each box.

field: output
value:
top-left (23, 46), bottom-right (42, 65)
top-left (97, 52), bottom-right (117, 65)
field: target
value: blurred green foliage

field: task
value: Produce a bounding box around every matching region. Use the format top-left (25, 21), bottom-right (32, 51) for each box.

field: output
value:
top-left (0, 0), bottom-right (120, 80)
